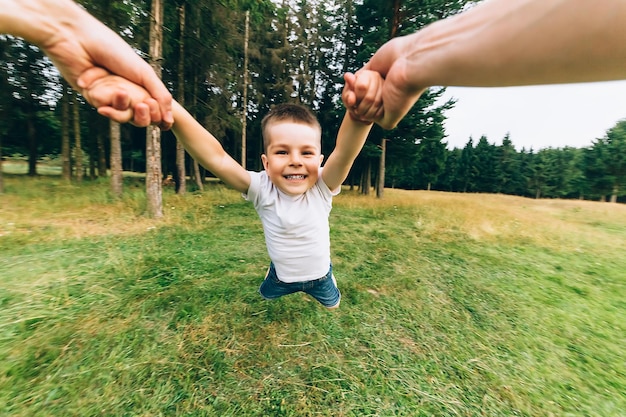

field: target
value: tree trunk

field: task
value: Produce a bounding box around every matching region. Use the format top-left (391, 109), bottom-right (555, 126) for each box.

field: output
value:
top-left (610, 186), bottom-right (619, 203)
top-left (390, 0), bottom-right (402, 39)
top-left (241, 9), bottom-right (250, 170)
top-left (146, 126), bottom-right (163, 217)
top-left (146, 0), bottom-right (164, 218)
top-left (361, 161), bottom-right (371, 195)
top-left (0, 134), bottom-right (4, 194)
top-left (175, 3), bottom-right (186, 194)
top-left (193, 161), bottom-right (203, 190)
top-left (191, 70), bottom-right (203, 191)
top-left (97, 130), bottom-right (107, 178)
top-left (27, 116), bottom-right (37, 176)
top-left (341, 0), bottom-right (354, 75)
top-left (73, 94), bottom-right (83, 182)
top-left (61, 87), bottom-right (71, 181)
top-left (89, 152), bottom-right (96, 180)
top-left (376, 139), bottom-right (387, 198)
top-left (110, 120), bottom-right (123, 198)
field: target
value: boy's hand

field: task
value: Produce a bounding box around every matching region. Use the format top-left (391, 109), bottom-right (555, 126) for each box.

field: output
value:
top-left (79, 67), bottom-right (160, 127)
top-left (342, 69), bottom-right (384, 124)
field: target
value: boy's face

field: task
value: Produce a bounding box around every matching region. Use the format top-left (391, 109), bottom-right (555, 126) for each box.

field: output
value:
top-left (261, 121), bottom-right (324, 196)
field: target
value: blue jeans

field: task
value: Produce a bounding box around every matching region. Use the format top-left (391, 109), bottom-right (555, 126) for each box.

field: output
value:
top-left (259, 263), bottom-right (341, 308)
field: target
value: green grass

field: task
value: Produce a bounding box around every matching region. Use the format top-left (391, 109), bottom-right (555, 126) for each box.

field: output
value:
top-left (1, 160), bottom-right (63, 176)
top-left (1, 175), bottom-right (625, 416)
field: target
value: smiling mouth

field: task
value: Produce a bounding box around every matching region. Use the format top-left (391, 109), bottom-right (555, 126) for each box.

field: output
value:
top-left (284, 175), bottom-right (306, 180)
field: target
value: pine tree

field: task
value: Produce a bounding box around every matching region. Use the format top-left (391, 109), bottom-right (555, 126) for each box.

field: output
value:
top-left (473, 136), bottom-right (498, 193)
top-left (592, 119), bottom-right (626, 202)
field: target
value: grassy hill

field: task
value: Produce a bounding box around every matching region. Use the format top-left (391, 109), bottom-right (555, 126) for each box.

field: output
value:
top-left (1, 175), bottom-right (625, 416)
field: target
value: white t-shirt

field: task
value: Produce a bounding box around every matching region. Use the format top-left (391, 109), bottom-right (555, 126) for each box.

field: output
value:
top-left (244, 169), bottom-right (340, 283)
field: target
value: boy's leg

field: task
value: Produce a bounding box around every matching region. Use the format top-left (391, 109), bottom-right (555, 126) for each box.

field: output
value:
top-left (259, 263), bottom-right (300, 300)
top-left (305, 266), bottom-right (341, 309)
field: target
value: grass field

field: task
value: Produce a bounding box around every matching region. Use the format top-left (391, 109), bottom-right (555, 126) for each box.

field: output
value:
top-left (1, 174), bottom-right (625, 416)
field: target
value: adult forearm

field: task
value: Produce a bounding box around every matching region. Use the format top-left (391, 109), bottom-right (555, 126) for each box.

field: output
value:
top-left (403, 0), bottom-right (626, 88)
top-left (0, 0), bottom-right (85, 46)
top-left (363, 0), bottom-right (626, 129)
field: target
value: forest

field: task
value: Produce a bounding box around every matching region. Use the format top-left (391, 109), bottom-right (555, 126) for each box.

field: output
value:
top-left (1, 0), bottom-right (625, 204)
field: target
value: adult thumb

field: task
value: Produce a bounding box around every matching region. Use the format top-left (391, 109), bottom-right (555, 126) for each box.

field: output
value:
top-left (362, 37), bottom-right (404, 78)
top-left (378, 63), bottom-right (427, 130)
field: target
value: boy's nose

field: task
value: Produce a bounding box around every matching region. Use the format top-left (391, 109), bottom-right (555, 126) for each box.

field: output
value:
top-left (289, 153), bottom-right (303, 165)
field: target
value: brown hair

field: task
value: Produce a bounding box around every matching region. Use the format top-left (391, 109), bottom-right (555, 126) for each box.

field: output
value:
top-left (261, 103), bottom-right (321, 151)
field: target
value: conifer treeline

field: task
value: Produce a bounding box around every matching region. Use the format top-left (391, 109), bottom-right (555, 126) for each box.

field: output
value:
top-left (0, 0), bottom-right (624, 202)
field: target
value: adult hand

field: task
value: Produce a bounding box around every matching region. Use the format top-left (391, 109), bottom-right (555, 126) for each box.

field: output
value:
top-left (359, 37), bottom-right (427, 130)
top-left (80, 68), bottom-right (160, 127)
top-left (355, 0), bottom-right (626, 130)
top-left (0, 0), bottom-right (173, 129)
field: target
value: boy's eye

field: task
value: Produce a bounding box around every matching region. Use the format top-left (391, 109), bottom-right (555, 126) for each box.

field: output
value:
top-left (275, 150), bottom-right (287, 155)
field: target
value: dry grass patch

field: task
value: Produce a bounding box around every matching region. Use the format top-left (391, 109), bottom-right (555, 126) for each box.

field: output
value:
top-left (0, 177), bottom-right (242, 241)
top-left (335, 188), bottom-right (626, 253)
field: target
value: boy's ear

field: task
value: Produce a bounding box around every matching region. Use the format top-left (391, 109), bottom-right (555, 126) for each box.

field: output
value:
top-left (319, 154), bottom-right (325, 165)
top-left (261, 154), bottom-right (269, 170)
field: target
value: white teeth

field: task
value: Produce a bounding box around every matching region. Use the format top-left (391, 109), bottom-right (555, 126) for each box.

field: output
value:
top-left (285, 175), bottom-right (305, 180)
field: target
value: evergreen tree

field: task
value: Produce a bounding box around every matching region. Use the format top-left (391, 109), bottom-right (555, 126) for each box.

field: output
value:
top-left (496, 134), bottom-right (522, 194)
top-left (583, 144), bottom-right (611, 201)
top-left (527, 149), bottom-right (552, 199)
top-left (561, 147), bottom-right (586, 199)
top-left (0, 36), bottom-right (60, 176)
top-left (457, 138), bottom-right (477, 192)
top-left (591, 119), bottom-right (626, 202)
top-left (517, 148), bottom-right (533, 197)
top-left (354, 0), bottom-right (468, 193)
top-left (4, 0), bottom-right (624, 208)
top-left (473, 136), bottom-right (498, 193)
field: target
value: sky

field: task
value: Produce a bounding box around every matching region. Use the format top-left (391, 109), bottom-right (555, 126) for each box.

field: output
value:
top-left (437, 80), bottom-right (626, 151)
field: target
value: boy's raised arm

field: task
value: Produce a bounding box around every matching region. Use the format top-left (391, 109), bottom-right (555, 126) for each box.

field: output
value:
top-left (170, 102), bottom-right (251, 194)
top-left (85, 72), bottom-right (250, 194)
top-left (322, 70), bottom-right (382, 192)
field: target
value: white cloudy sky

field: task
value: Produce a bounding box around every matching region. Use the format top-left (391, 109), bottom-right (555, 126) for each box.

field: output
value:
top-left (437, 80), bottom-right (626, 151)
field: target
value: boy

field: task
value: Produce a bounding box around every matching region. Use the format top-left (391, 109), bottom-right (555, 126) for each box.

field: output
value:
top-left (85, 69), bottom-right (383, 309)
